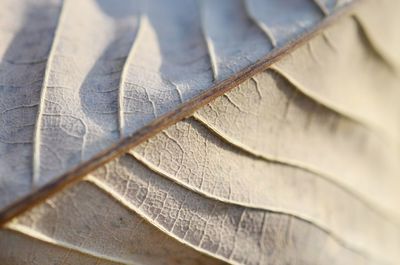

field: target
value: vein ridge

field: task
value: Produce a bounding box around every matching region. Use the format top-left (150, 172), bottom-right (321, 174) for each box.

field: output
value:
top-left (118, 14), bottom-right (144, 139)
top-left (242, 0), bottom-right (278, 48)
top-left (6, 223), bottom-right (134, 265)
top-left (312, 0), bottom-right (331, 15)
top-left (32, 0), bottom-right (68, 189)
top-left (351, 15), bottom-right (398, 71)
top-left (191, 113), bottom-right (400, 226)
top-left (84, 176), bottom-right (235, 265)
top-left (85, 173), bottom-right (386, 264)
top-left (269, 65), bottom-right (399, 142)
top-left (198, 0), bottom-right (219, 81)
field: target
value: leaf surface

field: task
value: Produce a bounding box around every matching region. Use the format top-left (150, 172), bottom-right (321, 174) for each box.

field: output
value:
top-left (195, 16), bottom-right (400, 218)
top-left (0, 0), bottom-right (62, 208)
top-left (1, 0), bottom-right (400, 264)
top-left (1, 181), bottom-right (225, 265)
top-left (2, 156), bottom-right (380, 265)
top-left (0, 0), bottom-right (354, 212)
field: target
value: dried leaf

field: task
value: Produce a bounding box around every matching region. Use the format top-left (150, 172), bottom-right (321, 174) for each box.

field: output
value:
top-left (2, 181), bottom-right (224, 265)
top-left (0, 0), bottom-right (351, 211)
top-left (1, 0), bottom-right (400, 264)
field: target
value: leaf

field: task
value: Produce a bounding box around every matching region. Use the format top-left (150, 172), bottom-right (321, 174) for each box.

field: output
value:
top-left (32, 0), bottom-right (141, 185)
top-left (2, 156), bottom-right (379, 265)
top-left (129, 115), bottom-right (400, 262)
top-left (2, 181), bottom-right (225, 265)
top-left (0, 0), bottom-right (352, 214)
top-left (195, 17), bottom-right (400, 218)
top-left (355, 0), bottom-right (400, 68)
top-left (0, 0), bottom-right (62, 209)
top-left (199, 0), bottom-right (272, 80)
top-left (271, 19), bottom-right (400, 139)
top-left (1, 0), bottom-right (400, 264)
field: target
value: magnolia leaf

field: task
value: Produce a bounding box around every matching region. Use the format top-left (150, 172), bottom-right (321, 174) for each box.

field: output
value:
top-left (1, 0), bottom-right (400, 264)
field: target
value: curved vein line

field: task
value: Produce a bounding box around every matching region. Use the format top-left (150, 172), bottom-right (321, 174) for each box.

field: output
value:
top-left (128, 151), bottom-right (398, 264)
top-left (191, 114), bottom-right (400, 226)
top-left (269, 65), bottom-right (399, 143)
top-left (198, 0), bottom-right (219, 81)
top-left (32, 0), bottom-right (68, 188)
top-left (312, 0), bottom-right (331, 16)
top-left (127, 148), bottom-right (398, 241)
top-left (84, 176), bottom-right (235, 265)
top-left (85, 174), bottom-right (389, 265)
top-left (5, 223), bottom-right (135, 265)
top-left (118, 14), bottom-right (144, 139)
top-left (351, 15), bottom-right (398, 71)
top-left (242, 0), bottom-right (278, 48)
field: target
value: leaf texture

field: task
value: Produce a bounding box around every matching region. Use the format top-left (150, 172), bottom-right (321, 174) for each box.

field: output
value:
top-left (32, 0), bottom-right (141, 186)
top-left (1, 0), bottom-right (400, 264)
top-left (1, 181), bottom-right (225, 265)
top-left (0, 0), bottom-right (62, 209)
top-left (129, 117), bottom-right (400, 261)
top-left (195, 16), bottom-right (400, 218)
top-left (355, 0), bottom-right (400, 68)
top-left (2, 157), bottom-right (379, 265)
top-left (0, 0), bottom-right (355, 212)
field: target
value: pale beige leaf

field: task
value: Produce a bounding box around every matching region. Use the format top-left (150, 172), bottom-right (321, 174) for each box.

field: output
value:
top-left (129, 117), bottom-right (400, 262)
top-left (271, 10), bottom-right (400, 139)
top-left (1, 0), bottom-right (399, 264)
top-left (1, 181), bottom-right (225, 265)
top-left (0, 0), bottom-right (351, 211)
top-left (0, 0), bottom-right (62, 208)
top-left (194, 16), bottom-right (400, 217)
top-left (355, 0), bottom-right (400, 67)
top-left (87, 157), bottom-right (378, 264)
top-left (0, 229), bottom-right (120, 265)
